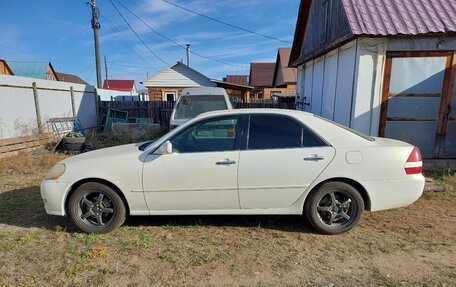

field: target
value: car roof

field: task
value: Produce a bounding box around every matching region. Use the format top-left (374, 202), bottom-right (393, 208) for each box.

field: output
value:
top-left (181, 87), bottom-right (227, 95)
top-left (197, 108), bottom-right (313, 118)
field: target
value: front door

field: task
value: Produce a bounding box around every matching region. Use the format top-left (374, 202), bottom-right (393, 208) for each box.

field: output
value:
top-left (379, 51), bottom-right (455, 158)
top-left (238, 114), bottom-right (335, 209)
top-left (143, 116), bottom-right (241, 211)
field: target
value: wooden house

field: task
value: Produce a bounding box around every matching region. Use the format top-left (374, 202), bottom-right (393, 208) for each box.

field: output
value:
top-left (7, 61), bottom-right (58, 81)
top-left (0, 60), bottom-right (13, 75)
top-left (249, 62), bottom-right (276, 101)
top-left (249, 60), bottom-right (297, 102)
top-left (289, 0), bottom-right (456, 159)
top-left (141, 62), bottom-right (216, 101)
top-left (272, 48), bottom-right (297, 103)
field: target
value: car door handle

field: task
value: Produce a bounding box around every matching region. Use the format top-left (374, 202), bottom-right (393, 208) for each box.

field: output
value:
top-left (304, 154), bottom-right (325, 161)
top-left (215, 159), bottom-right (236, 165)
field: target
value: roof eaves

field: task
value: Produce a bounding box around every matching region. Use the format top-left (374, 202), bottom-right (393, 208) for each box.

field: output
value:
top-left (289, 0), bottom-right (313, 67)
top-left (300, 34), bottom-right (356, 64)
top-left (211, 79), bottom-right (254, 89)
top-left (141, 61), bottom-right (211, 85)
top-left (272, 49), bottom-right (281, 87)
top-left (1, 60), bottom-right (14, 75)
top-left (48, 62), bottom-right (57, 79)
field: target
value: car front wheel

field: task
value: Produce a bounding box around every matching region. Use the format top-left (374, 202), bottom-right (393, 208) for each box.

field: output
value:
top-left (68, 182), bottom-right (126, 233)
top-left (304, 181), bottom-right (364, 235)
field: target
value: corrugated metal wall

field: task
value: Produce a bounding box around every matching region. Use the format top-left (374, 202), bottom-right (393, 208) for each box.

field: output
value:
top-left (296, 38), bottom-right (386, 136)
top-left (0, 75), bottom-right (97, 139)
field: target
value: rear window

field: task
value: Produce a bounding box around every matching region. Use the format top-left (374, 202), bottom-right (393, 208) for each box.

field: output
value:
top-left (315, 115), bottom-right (375, 142)
top-left (174, 95), bottom-right (228, 119)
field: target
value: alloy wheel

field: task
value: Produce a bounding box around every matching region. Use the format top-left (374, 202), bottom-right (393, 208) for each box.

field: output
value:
top-left (77, 191), bottom-right (116, 227)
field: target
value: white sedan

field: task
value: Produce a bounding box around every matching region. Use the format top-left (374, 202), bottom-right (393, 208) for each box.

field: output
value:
top-left (41, 109), bottom-right (425, 234)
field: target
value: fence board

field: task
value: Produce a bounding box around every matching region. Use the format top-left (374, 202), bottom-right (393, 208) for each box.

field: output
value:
top-left (98, 101), bottom-right (295, 130)
top-left (0, 132), bottom-right (54, 157)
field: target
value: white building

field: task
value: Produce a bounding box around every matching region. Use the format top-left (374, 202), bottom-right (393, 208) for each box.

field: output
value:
top-left (289, 0), bottom-right (456, 159)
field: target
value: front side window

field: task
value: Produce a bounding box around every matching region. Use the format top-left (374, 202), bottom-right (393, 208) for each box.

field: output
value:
top-left (174, 95), bottom-right (228, 119)
top-left (248, 115), bottom-right (324, 150)
top-left (171, 117), bottom-right (239, 153)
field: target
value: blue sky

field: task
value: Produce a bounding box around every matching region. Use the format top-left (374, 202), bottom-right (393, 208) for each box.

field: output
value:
top-left (0, 0), bottom-right (300, 87)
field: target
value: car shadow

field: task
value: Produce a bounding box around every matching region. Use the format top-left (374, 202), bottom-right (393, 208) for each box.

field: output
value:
top-left (0, 186), bottom-right (315, 234)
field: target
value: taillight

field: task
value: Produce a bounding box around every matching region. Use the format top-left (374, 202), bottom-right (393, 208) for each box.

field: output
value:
top-left (404, 147), bottom-right (422, 175)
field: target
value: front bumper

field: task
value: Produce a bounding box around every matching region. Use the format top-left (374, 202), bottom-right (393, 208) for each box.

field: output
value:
top-left (40, 180), bottom-right (72, 216)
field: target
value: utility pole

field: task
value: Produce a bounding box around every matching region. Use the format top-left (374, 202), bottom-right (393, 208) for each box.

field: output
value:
top-left (186, 44), bottom-right (191, 67)
top-left (104, 55), bottom-right (109, 89)
top-left (91, 0), bottom-right (102, 88)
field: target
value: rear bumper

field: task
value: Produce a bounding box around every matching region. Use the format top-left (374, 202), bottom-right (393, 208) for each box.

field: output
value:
top-left (40, 180), bottom-right (71, 216)
top-left (361, 175), bottom-right (425, 211)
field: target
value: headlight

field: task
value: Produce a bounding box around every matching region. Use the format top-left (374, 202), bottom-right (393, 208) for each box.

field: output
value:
top-left (45, 163), bottom-right (66, 180)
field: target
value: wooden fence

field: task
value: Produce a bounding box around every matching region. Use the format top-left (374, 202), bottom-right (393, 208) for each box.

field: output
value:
top-left (98, 101), bottom-right (296, 130)
top-left (0, 133), bottom-right (54, 158)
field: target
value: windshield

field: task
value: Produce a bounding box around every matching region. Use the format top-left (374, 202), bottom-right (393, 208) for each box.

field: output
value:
top-left (174, 95), bottom-right (228, 120)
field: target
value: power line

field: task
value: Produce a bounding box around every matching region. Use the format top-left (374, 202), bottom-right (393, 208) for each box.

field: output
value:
top-left (115, 0), bottom-right (248, 69)
top-left (101, 15), bottom-right (164, 70)
top-left (162, 0), bottom-right (292, 44)
top-left (110, 61), bottom-right (164, 69)
top-left (108, 0), bottom-right (169, 66)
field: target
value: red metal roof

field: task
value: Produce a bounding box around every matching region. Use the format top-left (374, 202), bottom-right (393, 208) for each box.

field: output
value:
top-left (249, 63), bottom-right (275, 87)
top-left (103, 79), bottom-right (135, 92)
top-left (342, 0), bottom-right (456, 36)
top-left (289, 0), bottom-right (456, 67)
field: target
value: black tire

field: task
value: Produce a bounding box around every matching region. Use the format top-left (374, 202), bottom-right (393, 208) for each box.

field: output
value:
top-left (68, 182), bottom-right (126, 233)
top-left (304, 181), bottom-right (364, 235)
top-left (63, 136), bottom-right (86, 144)
top-left (63, 143), bottom-right (83, 151)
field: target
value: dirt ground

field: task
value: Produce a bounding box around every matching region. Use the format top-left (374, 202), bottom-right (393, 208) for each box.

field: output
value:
top-left (0, 152), bottom-right (455, 286)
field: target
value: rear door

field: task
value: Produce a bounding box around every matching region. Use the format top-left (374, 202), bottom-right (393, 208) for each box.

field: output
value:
top-left (238, 114), bottom-right (335, 209)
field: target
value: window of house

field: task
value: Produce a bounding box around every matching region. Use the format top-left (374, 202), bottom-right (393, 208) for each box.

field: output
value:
top-left (247, 115), bottom-right (324, 150)
top-left (171, 116), bottom-right (239, 153)
top-left (164, 92), bottom-right (176, 102)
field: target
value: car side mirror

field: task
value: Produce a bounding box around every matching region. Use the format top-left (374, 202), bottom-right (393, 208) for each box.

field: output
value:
top-left (155, 141), bottom-right (173, 155)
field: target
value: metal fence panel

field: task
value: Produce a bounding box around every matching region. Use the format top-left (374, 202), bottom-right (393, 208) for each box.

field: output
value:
top-left (0, 75), bottom-right (97, 139)
top-left (0, 85), bottom-right (37, 138)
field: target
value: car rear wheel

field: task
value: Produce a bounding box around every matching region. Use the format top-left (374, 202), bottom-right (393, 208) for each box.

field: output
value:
top-left (68, 182), bottom-right (126, 233)
top-left (305, 181), bottom-right (364, 235)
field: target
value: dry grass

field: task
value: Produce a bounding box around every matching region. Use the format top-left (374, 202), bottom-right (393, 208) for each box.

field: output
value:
top-left (0, 152), bottom-right (455, 286)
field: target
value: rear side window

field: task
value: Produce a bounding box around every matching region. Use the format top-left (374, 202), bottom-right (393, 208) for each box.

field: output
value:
top-left (174, 95), bottom-right (228, 119)
top-left (247, 115), bottom-right (324, 150)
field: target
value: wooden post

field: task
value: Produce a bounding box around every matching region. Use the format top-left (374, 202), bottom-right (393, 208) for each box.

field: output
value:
top-left (378, 56), bottom-right (392, 137)
top-left (70, 86), bottom-right (76, 117)
top-left (32, 82), bottom-right (42, 133)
